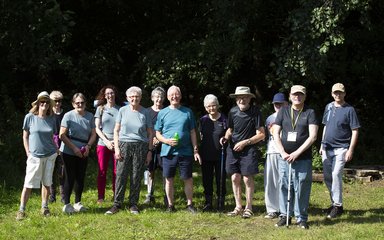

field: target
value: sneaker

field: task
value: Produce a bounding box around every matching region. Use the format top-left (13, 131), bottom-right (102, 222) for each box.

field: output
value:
top-left (327, 206), bottom-right (343, 219)
top-left (129, 205), bottom-right (140, 214)
top-left (48, 195), bottom-right (56, 203)
top-left (41, 207), bottom-right (50, 216)
top-left (264, 212), bottom-right (279, 219)
top-left (105, 205), bottom-right (120, 215)
top-left (143, 196), bottom-right (155, 205)
top-left (325, 205), bottom-right (333, 214)
top-left (73, 202), bottom-right (87, 212)
top-left (202, 203), bottom-right (213, 212)
top-left (16, 211), bottom-right (26, 221)
top-left (186, 204), bottom-right (197, 214)
top-left (97, 199), bottom-right (104, 205)
top-left (166, 205), bottom-right (176, 213)
top-left (275, 216), bottom-right (291, 227)
top-left (62, 203), bottom-right (75, 214)
top-left (298, 221), bottom-right (309, 229)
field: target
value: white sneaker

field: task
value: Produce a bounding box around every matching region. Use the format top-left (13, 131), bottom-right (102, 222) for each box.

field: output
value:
top-left (73, 202), bottom-right (87, 212)
top-left (62, 203), bottom-right (75, 214)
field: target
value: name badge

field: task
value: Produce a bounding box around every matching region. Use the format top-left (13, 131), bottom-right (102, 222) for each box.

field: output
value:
top-left (287, 131), bottom-right (297, 142)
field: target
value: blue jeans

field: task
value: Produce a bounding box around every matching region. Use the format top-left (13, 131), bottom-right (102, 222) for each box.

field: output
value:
top-left (278, 158), bottom-right (312, 222)
top-left (322, 148), bottom-right (347, 207)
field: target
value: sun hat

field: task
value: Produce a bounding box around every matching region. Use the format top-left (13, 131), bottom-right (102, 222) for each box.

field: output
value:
top-left (31, 91), bottom-right (53, 106)
top-left (229, 86), bottom-right (256, 98)
top-left (332, 83), bottom-right (345, 93)
top-left (290, 85), bottom-right (306, 95)
top-left (272, 93), bottom-right (287, 103)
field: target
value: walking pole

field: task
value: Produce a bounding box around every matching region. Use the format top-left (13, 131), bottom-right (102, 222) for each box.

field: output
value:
top-left (219, 145), bottom-right (225, 211)
top-left (286, 163), bottom-right (292, 228)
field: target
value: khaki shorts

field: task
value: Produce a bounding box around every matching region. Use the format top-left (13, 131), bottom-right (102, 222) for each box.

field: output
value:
top-left (23, 152), bottom-right (57, 188)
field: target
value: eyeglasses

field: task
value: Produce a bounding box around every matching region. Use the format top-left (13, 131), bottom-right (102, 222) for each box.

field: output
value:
top-left (206, 105), bottom-right (217, 109)
top-left (105, 92), bottom-right (115, 96)
top-left (74, 101), bottom-right (85, 105)
top-left (54, 99), bottom-right (62, 103)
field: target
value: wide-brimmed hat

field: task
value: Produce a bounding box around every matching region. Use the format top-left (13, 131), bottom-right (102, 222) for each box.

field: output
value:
top-left (290, 85), bottom-right (306, 95)
top-left (229, 86), bottom-right (256, 98)
top-left (332, 83), bottom-right (345, 93)
top-left (272, 93), bottom-right (287, 103)
top-left (31, 91), bottom-right (53, 106)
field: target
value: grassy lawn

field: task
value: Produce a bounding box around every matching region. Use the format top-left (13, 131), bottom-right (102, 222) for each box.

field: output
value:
top-left (0, 160), bottom-right (383, 240)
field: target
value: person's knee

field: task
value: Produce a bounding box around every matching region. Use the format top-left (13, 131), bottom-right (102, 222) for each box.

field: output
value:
top-left (231, 173), bottom-right (241, 183)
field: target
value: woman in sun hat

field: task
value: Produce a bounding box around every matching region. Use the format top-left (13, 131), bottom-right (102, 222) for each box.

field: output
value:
top-left (220, 86), bottom-right (265, 219)
top-left (16, 91), bottom-right (58, 221)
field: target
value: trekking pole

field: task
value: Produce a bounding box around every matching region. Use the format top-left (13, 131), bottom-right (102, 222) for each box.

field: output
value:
top-left (219, 145), bottom-right (225, 211)
top-left (286, 163), bottom-right (292, 228)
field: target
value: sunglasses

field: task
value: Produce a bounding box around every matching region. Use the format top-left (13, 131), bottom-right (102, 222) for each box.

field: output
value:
top-left (54, 99), bottom-right (62, 103)
top-left (39, 100), bottom-right (49, 104)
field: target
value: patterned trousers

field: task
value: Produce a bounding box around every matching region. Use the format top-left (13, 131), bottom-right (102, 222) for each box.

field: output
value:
top-left (114, 141), bottom-right (147, 207)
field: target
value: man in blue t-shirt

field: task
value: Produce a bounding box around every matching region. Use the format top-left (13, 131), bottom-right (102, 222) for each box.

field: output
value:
top-left (155, 85), bottom-right (201, 213)
top-left (320, 83), bottom-right (360, 219)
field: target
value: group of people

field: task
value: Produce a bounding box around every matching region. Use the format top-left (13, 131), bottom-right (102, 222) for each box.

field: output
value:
top-left (16, 83), bottom-right (360, 230)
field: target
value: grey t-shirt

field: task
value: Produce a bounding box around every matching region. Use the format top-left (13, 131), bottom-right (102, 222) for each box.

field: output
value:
top-left (95, 105), bottom-right (120, 146)
top-left (116, 105), bottom-right (153, 143)
top-left (23, 113), bottom-right (57, 158)
top-left (59, 110), bottom-right (95, 155)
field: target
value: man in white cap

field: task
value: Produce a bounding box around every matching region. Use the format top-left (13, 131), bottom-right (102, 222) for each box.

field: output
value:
top-left (320, 83), bottom-right (360, 219)
top-left (220, 86), bottom-right (265, 219)
top-left (273, 85), bottom-right (318, 229)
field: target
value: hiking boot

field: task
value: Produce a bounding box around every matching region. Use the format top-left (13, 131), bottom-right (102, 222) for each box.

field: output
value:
top-left (16, 211), bottom-right (26, 221)
top-left (105, 205), bottom-right (120, 215)
top-left (186, 204), bottom-right (197, 214)
top-left (298, 221), bottom-right (309, 229)
top-left (166, 205), bottom-right (176, 213)
top-left (129, 205), bottom-right (140, 214)
top-left (327, 206), bottom-right (343, 219)
top-left (73, 202), bottom-right (87, 212)
top-left (41, 207), bottom-right (51, 217)
top-left (275, 216), bottom-right (291, 227)
top-left (62, 203), bottom-right (75, 214)
top-left (264, 212), bottom-right (279, 219)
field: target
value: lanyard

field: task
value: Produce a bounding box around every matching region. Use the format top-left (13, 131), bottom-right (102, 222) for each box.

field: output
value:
top-left (290, 107), bottom-right (303, 130)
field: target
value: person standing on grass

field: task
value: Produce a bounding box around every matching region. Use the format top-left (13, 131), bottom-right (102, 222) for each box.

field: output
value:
top-left (154, 85), bottom-right (201, 213)
top-left (320, 83), bottom-right (360, 219)
top-left (199, 94), bottom-right (228, 212)
top-left (273, 85), bottom-right (318, 229)
top-left (105, 86), bottom-right (153, 215)
top-left (220, 86), bottom-right (265, 219)
top-left (16, 91), bottom-right (58, 221)
top-left (48, 90), bottom-right (66, 204)
top-left (94, 85), bottom-right (120, 204)
top-left (60, 93), bottom-right (97, 214)
top-left (144, 87), bottom-right (167, 205)
top-left (264, 93), bottom-right (288, 219)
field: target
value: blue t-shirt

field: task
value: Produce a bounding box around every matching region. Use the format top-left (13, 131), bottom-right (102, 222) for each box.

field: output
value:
top-left (322, 102), bottom-right (360, 149)
top-left (95, 105), bottom-right (120, 146)
top-left (155, 106), bottom-right (196, 157)
top-left (59, 110), bottom-right (95, 155)
top-left (23, 113), bottom-right (57, 158)
top-left (116, 105), bottom-right (152, 143)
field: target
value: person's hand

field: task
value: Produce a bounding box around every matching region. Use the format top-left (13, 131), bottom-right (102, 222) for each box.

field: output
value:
top-left (114, 148), bottom-right (122, 161)
top-left (219, 137), bottom-right (227, 146)
top-left (153, 137), bottom-right (160, 147)
top-left (194, 152), bottom-right (202, 165)
top-left (74, 147), bottom-right (83, 158)
top-left (233, 140), bottom-right (247, 152)
top-left (345, 149), bottom-right (354, 162)
top-left (106, 140), bottom-right (114, 150)
top-left (286, 150), bottom-right (301, 163)
top-left (167, 138), bottom-right (178, 147)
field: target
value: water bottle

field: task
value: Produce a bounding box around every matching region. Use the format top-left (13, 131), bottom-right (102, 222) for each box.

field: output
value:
top-left (80, 146), bottom-right (86, 155)
top-left (144, 170), bottom-right (149, 185)
top-left (173, 132), bottom-right (179, 146)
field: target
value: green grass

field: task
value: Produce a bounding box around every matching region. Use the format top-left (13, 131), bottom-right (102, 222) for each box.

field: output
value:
top-left (0, 160), bottom-right (383, 240)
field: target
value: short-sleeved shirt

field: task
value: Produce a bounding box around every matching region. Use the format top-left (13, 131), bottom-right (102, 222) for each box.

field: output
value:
top-left (94, 105), bottom-right (120, 146)
top-left (227, 105), bottom-right (263, 146)
top-left (23, 113), bottom-right (57, 158)
top-left (155, 106), bottom-right (196, 157)
top-left (265, 112), bottom-right (279, 154)
top-left (322, 102), bottom-right (360, 149)
top-left (116, 105), bottom-right (152, 143)
top-left (199, 114), bottom-right (228, 161)
top-left (59, 110), bottom-right (96, 155)
top-left (275, 105), bottom-right (318, 160)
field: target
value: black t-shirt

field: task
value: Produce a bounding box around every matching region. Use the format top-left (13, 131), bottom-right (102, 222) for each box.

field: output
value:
top-left (275, 105), bottom-right (318, 160)
top-left (228, 105), bottom-right (263, 145)
top-left (199, 114), bottom-right (228, 161)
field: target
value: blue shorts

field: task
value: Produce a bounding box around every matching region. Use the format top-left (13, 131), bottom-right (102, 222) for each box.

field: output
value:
top-left (162, 155), bottom-right (193, 179)
top-left (226, 146), bottom-right (259, 176)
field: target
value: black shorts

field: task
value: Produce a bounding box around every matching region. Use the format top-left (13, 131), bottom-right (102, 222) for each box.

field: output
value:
top-left (226, 146), bottom-right (259, 176)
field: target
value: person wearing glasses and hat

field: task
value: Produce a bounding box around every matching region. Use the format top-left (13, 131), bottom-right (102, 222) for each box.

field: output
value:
top-left (220, 86), bottom-right (265, 219)
top-left (16, 91), bottom-right (58, 220)
top-left (273, 85), bottom-right (318, 229)
top-left (319, 83), bottom-right (360, 219)
top-left (264, 93), bottom-right (288, 219)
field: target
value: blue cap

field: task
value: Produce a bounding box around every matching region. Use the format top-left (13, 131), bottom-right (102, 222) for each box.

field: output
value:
top-left (272, 93), bottom-right (287, 103)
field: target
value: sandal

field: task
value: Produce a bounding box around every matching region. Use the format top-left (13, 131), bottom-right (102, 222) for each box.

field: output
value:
top-left (227, 207), bottom-right (243, 217)
top-left (242, 208), bottom-right (254, 219)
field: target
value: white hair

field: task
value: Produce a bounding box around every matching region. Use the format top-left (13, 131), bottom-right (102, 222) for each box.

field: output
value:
top-left (126, 86), bottom-right (142, 96)
top-left (167, 85), bottom-right (181, 96)
top-left (203, 94), bottom-right (219, 107)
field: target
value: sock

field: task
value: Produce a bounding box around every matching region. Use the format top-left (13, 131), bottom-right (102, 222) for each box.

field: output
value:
top-left (19, 205), bottom-right (26, 212)
top-left (42, 201), bottom-right (48, 209)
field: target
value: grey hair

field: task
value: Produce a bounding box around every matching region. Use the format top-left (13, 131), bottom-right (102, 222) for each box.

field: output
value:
top-left (167, 85), bottom-right (181, 96)
top-left (203, 94), bottom-right (219, 107)
top-left (126, 86), bottom-right (142, 96)
top-left (151, 86), bottom-right (165, 99)
top-left (50, 90), bottom-right (63, 100)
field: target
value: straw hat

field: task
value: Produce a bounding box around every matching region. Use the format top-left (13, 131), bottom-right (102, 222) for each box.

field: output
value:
top-left (229, 86), bottom-right (256, 98)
